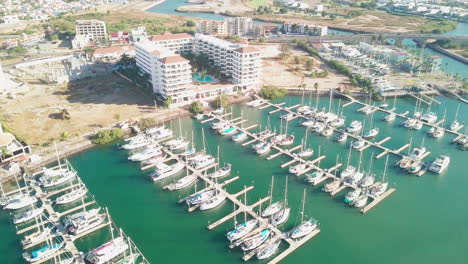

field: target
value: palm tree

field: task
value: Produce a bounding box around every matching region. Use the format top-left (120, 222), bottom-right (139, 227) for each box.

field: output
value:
top-left (314, 82), bottom-right (319, 94)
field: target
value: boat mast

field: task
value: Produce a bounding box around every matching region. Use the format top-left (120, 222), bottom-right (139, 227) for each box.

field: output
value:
top-left (301, 87), bottom-right (305, 105)
top-left (244, 185), bottom-right (247, 223)
top-left (268, 176), bottom-right (274, 206)
top-left (367, 152), bottom-right (374, 175)
top-left (283, 176), bottom-right (288, 207)
top-left (357, 151), bottom-right (363, 172)
top-left (454, 104), bottom-right (460, 122)
top-left (328, 89), bottom-right (333, 113)
top-left (383, 155), bottom-right (389, 183)
top-left (53, 141), bottom-right (63, 176)
top-left (202, 128), bottom-right (206, 152)
top-left (300, 188), bottom-right (306, 223)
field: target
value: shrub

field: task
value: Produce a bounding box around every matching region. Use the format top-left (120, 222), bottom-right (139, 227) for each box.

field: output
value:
top-left (190, 100), bottom-right (203, 113)
top-left (138, 118), bottom-right (157, 130)
top-left (259, 86), bottom-right (287, 100)
top-left (92, 128), bottom-right (123, 144)
top-left (213, 94), bottom-right (228, 108)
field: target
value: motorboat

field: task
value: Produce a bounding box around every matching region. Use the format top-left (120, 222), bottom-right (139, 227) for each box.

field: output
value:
top-left (55, 188), bottom-right (87, 205)
top-left (359, 175), bottom-right (375, 188)
top-left (39, 170), bottom-right (77, 188)
top-left (145, 126), bottom-right (165, 135)
top-left (352, 139), bottom-right (366, 150)
top-left (1, 192), bottom-right (29, 207)
top-left (211, 121), bottom-right (228, 130)
top-left (85, 237), bottom-right (129, 264)
top-left (256, 143), bottom-right (272, 155)
top-left (246, 99), bottom-right (264, 107)
top-left (226, 219), bottom-right (258, 242)
top-left (140, 153), bottom-right (167, 166)
top-left (180, 147), bottom-right (196, 157)
top-left (280, 113), bottom-right (295, 121)
top-left (429, 155), bottom-right (450, 174)
top-left (165, 174), bottom-right (198, 191)
top-left (42, 167), bottom-right (68, 178)
top-left (431, 127), bottom-right (445, 138)
top-left (256, 240), bottom-right (281, 260)
top-left (369, 182), bottom-right (388, 196)
top-left (345, 171), bottom-right (364, 185)
top-left (289, 219), bottom-right (318, 239)
top-left (336, 133), bottom-right (348, 142)
top-left (297, 105), bottom-right (311, 114)
top-left (363, 128), bottom-right (379, 138)
top-left (186, 190), bottom-right (216, 206)
top-left (384, 113), bottom-right (396, 122)
top-left (413, 111), bottom-right (422, 119)
top-left (128, 146), bottom-right (161, 162)
top-left (324, 180), bottom-right (341, 192)
top-left (270, 208), bottom-right (290, 226)
top-left (200, 194), bottom-right (226, 210)
top-left (4, 195), bottom-right (37, 210)
top-left (261, 201), bottom-right (283, 217)
top-left (121, 137), bottom-right (151, 150)
top-left (256, 129), bottom-right (275, 139)
top-left (169, 140), bottom-right (190, 151)
top-left (151, 128), bottom-right (173, 140)
top-left (301, 120), bottom-right (316, 128)
top-left (340, 165), bottom-right (356, 178)
top-left (409, 147), bottom-right (427, 160)
top-left (313, 123), bottom-right (325, 133)
top-left (220, 127), bottom-right (238, 136)
top-left (209, 164), bottom-right (232, 178)
top-left (346, 121), bottom-right (362, 133)
top-left (412, 120), bottom-right (423, 130)
top-left (21, 228), bottom-right (52, 247)
top-left (305, 171), bottom-right (324, 184)
top-left (321, 126), bottom-right (334, 137)
top-left (252, 141), bottom-right (266, 151)
top-left (408, 160), bottom-right (423, 174)
top-left (344, 189), bottom-right (361, 203)
top-left (195, 113), bottom-right (204, 120)
top-left (63, 208), bottom-right (107, 235)
top-left (403, 119), bottom-right (416, 129)
top-left (329, 118), bottom-right (345, 127)
top-left (232, 132), bottom-right (247, 142)
top-left (420, 112), bottom-right (437, 124)
top-left (191, 155), bottom-right (216, 169)
top-left (212, 107), bottom-right (224, 115)
top-left (353, 195), bottom-right (368, 208)
top-left (150, 162), bottom-right (185, 182)
top-left (277, 135), bottom-right (294, 146)
top-left (241, 229), bottom-right (270, 251)
top-left (23, 243), bottom-right (63, 263)
top-left (289, 163), bottom-right (307, 175)
top-left (270, 134), bottom-right (285, 144)
top-left (379, 103), bottom-right (389, 109)
top-left (13, 207), bottom-right (44, 225)
top-left (362, 106), bottom-right (374, 115)
top-left (399, 157), bottom-right (413, 169)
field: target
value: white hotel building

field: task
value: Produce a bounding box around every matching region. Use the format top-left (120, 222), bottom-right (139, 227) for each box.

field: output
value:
top-left (135, 33), bottom-right (261, 106)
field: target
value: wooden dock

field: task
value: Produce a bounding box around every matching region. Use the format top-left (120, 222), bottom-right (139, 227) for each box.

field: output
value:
top-left (266, 229), bottom-right (321, 264)
top-left (361, 188), bottom-right (396, 214)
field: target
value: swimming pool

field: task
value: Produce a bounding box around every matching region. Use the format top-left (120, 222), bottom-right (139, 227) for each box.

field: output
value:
top-left (193, 73), bottom-right (216, 83)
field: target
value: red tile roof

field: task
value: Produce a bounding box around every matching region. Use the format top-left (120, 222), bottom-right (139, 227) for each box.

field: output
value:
top-left (234, 46), bottom-right (260, 54)
top-left (159, 55), bottom-right (189, 64)
top-left (93, 45), bottom-right (134, 55)
top-left (151, 50), bottom-right (161, 55)
top-left (150, 33), bottom-right (193, 42)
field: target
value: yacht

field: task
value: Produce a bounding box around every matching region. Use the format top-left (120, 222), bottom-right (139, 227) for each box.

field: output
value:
top-left (329, 117), bottom-right (345, 127)
top-left (85, 237), bottom-right (129, 264)
top-left (23, 243), bottom-right (63, 263)
top-left (353, 195), bottom-right (368, 208)
top-left (220, 127), bottom-right (237, 136)
top-left (270, 207), bottom-right (290, 226)
top-left (166, 174), bottom-right (197, 191)
top-left (241, 229), bottom-right (270, 251)
top-left (297, 105), bottom-right (311, 113)
top-left (63, 208), bottom-right (107, 235)
top-left (128, 146), bottom-right (161, 162)
top-left (352, 139), bottom-right (366, 150)
top-left (256, 240), bottom-right (281, 260)
top-left (409, 147), bottom-right (427, 160)
top-left (431, 127), bottom-right (445, 138)
top-left (340, 166), bottom-right (356, 178)
top-left (21, 228), bottom-right (52, 247)
top-left (301, 120), bottom-right (316, 128)
top-left (277, 135), bottom-right (294, 146)
top-left (280, 113), bottom-right (295, 121)
top-left (289, 163), bottom-right (307, 175)
top-left (140, 153), bottom-right (166, 166)
top-left (346, 121), bottom-right (362, 133)
top-left (321, 126), bottom-right (334, 137)
top-left (359, 175), bottom-right (375, 188)
top-left (450, 120), bottom-right (460, 131)
top-left (121, 137), bottom-right (151, 150)
top-left (212, 107), bottom-right (224, 115)
top-left (370, 182), bottom-right (388, 196)
top-left (55, 188), bottom-right (87, 205)
top-left (384, 113), bottom-right (396, 122)
top-left (421, 112), bottom-right (437, 124)
top-left (399, 157), bottom-right (413, 169)
top-left (232, 132), bottom-right (247, 142)
top-left (289, 219), bottom-right (318, 239)
top-left (194, 113), bottom-right (204, 120)
top-left (363, 128), bottom-right (379, 138)
top-left (256, 143), bottom-right (272, 155)
top-left (324, 180), bottom-right (341, 192)
top-left (226, 219), bottom-right (258, 242)
top-left (408, 160), bottom-right (423, 174)
top-left (186, 189), bottom-right (216, 206)
top-left (39, 170), bottom-right (77, 188)
top-left (345, 171), bottom-right (364, 185)
top-left (200, 194), bottom-right (226, 210)
top-left (151, 128), bottom-right (173, 140)
top-left (336, 133), bottom-right (348, 142)
top-left (4, 195), bottom-right (37, 210)
top-left (210, 164), bottom-right (232, 178)
top-left (305, 171), bottom-right (324, 184)
top-left (150, 162), bottom-right (185, 182)
top-left (429, 155), bottom-right (450, 174)
top-left (344, 189), bottom-right (361, 203)
top-left (13, 207), bottom-right (44, 225)
top-left (261, 201), bottom-right (283, 217)
top-left (191, 155), bottom-right (216, 169)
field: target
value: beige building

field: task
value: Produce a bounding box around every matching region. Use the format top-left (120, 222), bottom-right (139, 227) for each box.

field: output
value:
top-left (75, 20), bottom-right (107, 41)
top-left (226, 17), bottom-right (253, 36)
top-left (197, 20), bottom-right (227, 36)
top-left (149, 32), bottom-right (194, 54)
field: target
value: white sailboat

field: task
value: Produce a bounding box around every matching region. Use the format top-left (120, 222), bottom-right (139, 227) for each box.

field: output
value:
top-left (270, 177), bottom-right (290, 226)
top-left (449, 104), bottom-right (461, 131)
top-left (289, 189), bottom-right (318, 239)
top-left (13, 206), bottom-right (45, 225)
top-left (256, 240), bottom-right (281, 260)
top-left (55, 186), bottom-right (87, 205)
top-left (262, 177), bottom-right (284, 217)
top-left (85, 236), bottom-right (129, 264)
top-left (297, 133), bottom-right (313, 158)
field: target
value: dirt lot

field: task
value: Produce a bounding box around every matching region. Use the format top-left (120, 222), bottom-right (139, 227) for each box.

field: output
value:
top-left (0, 74), bottom-right (155, 147)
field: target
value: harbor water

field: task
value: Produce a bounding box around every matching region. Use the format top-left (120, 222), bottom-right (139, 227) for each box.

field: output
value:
top-left (1, 95), bottom-right (467, 264)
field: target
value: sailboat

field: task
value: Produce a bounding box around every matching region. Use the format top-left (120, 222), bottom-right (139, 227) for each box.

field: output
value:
top-left (227, 191), bottom-right (259, 242)
top-left (55, 184), bottom-right (87, 205)
top-left (209, 146), bottom-right (232, 178)
top-left (186, 189), bottom-right (215, 206)
top-left (364, 112), bottom-right (379, 138)
top-left (341, 145), bottom-right (356, 179)
top-left (270, 177), bottom-right (290, 226)
top-left (13, 206), bottom-right (45, 225)
top-left (241, 229), bottom-right (271, 251)
top-left (165, 166), bottom-right (198, 191)
top-left (256, 240), bottom-right (281, 260)
top-left (370, 156), bottom-right (390, 196)
top-left (85, 236), bottom-right (129, 264)
top-left (450, 104), bottom-right (461, 131)
top-left (262, 176), bottom-right (283, 217)
top-left (297, 133), bottom-right (313, 158)
top-left (199, 178), bottom-right (226, 211)
top-left (23, 241), bottom-right (64, 263)
top-left (289, 189), bottom-right (318, 239)
top-left (63, 207), bottom-right (107, 235)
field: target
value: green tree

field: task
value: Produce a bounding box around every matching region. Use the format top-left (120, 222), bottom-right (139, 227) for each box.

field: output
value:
top-left (305, 59), bottom-right (314, 71)
top-left (213, 94), bottom-right (228, 108)
top-left (185, 20), bottom-right (196, 27)
top-left (190, 100), bottom-right (203, 113)
top-left (279, 8), bottom-right (288, 14)
top-left (92, 128), bottom-right (123, 144)
top-left (113, 114), bottom-right (120, 122)
top-left (314, 82), bottom-right (319, 93)
top-left (138, 118), bottom-right (157, 130)
top-left (60, 132), bottom-right (70, 141)
top-left (162, 97), bottom-right (172, 108)
top-left (259, 86), bottom-right (287, 100)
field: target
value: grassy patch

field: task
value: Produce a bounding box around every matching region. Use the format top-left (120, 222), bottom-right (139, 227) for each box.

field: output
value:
top-left (247, 0), bottom-right (269, 9)
top-left (420, 19), bottom-right (457, 34)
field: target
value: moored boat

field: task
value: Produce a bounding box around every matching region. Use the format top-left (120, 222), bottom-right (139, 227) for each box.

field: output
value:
top-left (226, 219), bottom-right (258, 242)
top-left (256, 240), bottom-right (281, 260)
top-left (200, 194), bottom-right (226, 210)
top-left (150, 162), bottom-right (185, 182)
top-left (23, 243), bottom-right (63, 263)
top-left (429, 155), bottom-right (450, 174)
top-left (85, 237), bottom-right (129, 264)
top-left (241, 229), bottom-right (270, 251)
top-left (55, 188), bottom-right (87, 205)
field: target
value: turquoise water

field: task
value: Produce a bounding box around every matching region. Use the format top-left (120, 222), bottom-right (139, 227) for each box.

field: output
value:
top-left (2, 95), bottom-right (467, 264)
top-left (193, 73), bottom-right (216, 82)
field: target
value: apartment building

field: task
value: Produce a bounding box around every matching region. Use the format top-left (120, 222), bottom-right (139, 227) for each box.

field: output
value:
top-left (75, 20), bottom-right (107, 40)
top-left (226, 17), bottom-right (253, 36)
top-left (197, 20), bottom-right (228, 36)
top-left (148, 32), bottom-right (194, 54)
top-left (135, 41), bottom-right (194, 106)
top-left (282, 23), bottom-right (328, 36)
top-left (194, 34), bottom-right (261, 90)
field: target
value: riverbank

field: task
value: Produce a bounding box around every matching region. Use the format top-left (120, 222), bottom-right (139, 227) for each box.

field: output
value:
top-left (427, 43), bottom-right (468, 65)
